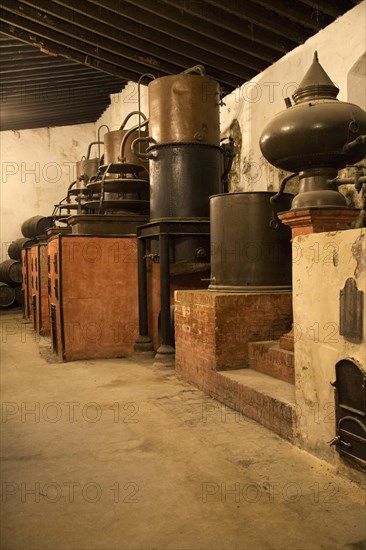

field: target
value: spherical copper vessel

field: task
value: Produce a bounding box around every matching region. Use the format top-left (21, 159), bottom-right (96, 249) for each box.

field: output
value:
top-left (259, 52), bottom-right (366, 209)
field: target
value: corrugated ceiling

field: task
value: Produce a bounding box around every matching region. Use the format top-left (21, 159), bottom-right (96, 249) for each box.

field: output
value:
top-left (0, 0), bottom-right (360, 131)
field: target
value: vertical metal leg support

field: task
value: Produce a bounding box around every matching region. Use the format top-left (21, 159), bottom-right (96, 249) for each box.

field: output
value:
top-left (155, 233), bottom-right (175, 366)
top-left (134, 237), bottom-right (154, 354)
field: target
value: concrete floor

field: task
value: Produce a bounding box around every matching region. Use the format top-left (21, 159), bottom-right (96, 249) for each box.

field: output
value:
top-left (1, 312), bottom-right (365, 550)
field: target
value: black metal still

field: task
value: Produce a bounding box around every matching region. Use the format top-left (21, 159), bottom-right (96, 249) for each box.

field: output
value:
top-left (209, 192), bottom-right (293, 291)
top-left (149, 142), bottom-right (222, 220)
top-left (146, 142), bottom-right (222, 265)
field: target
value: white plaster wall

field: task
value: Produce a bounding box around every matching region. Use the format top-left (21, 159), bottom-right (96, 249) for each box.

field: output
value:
top-left (95, 83), bottom-right (149, 135)
top-left (0, 83), bottom-right (149, 262)
top-left (292, 228), bottom-right (365, 482)
top-left (220, 1), bottom-right (366, 193)
top-left (1, 2), bottom-right (365, 255)
top-left (0, 123), bottom-right (95, 261)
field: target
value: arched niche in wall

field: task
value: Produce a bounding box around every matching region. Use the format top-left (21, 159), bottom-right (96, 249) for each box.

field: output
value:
top-left (347, 53), bottom-right (366, 110)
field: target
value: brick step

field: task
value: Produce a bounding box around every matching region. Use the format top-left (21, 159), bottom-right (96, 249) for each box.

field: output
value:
top-left (247, 340), bottom-right (295, 384)
top-left (219, 368), bottom-right (296, 441)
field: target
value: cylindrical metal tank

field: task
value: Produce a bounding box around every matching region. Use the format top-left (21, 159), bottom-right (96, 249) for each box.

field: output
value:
top-left (0, 282), bottom-right (16, 308)
top-left (8, 238), bottom-right (36, 260)
top-left (0, 259), bottom-right (22, 287)
top-left (104, 129), bottom-right (149, 170)
top-left (148, 73), bottom-right (220, 145)
top-left (209, 192), bottom-right (293, 291)
top-left (149, 143), bottom-right (222, 220)
top-left (76, 158), bottom-right (99, 180)
top-left (21, 216), bottom-right (53, 238)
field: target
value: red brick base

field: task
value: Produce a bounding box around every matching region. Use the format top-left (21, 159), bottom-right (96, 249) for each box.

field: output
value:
top-left (175, 290), bottom-right (292, 371)
top-left (175, 290), bottom-right (295, 440)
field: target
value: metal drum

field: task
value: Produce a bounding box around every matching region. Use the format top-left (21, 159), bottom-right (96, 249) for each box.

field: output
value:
top-left (21, 216), bottom-right (53, 238)
top-left (209, 192), bottom-right (293, 291)
top-left (8, 238), bottom-right (36, 260)
top-left (0, 282), bottom-right (16, 308)
top-left (148, 73), bottom-right (220, 145)
top-left (104, 129), bottom-right (149, 171)
top-left (149, 143), bottom-right (222, 220)
top-left (0, 259), bottom-right (22, 286)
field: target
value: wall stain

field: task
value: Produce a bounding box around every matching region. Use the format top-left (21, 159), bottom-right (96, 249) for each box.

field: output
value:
top-left (227, 119), bottom-right (242, 192)
top-left (352, 232), bottom-right (365, 278)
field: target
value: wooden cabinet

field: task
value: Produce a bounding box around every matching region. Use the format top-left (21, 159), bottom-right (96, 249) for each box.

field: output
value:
top-left (47, 235), bottom-right (139, 361)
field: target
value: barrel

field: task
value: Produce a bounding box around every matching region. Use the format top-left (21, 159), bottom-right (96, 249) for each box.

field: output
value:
top-left (149, 143), bottom-right (222, 221)
top-left (209, 192), bottom-right (293, 291)
top-left (8, 237), bottom-right (36, 260)
top-left (0, 282), bottom-right (16, 308)
top-left (148, 73), bottom-right (220, 146)
top-left (21, 216), bottom-right (53, 238)
top-left (104, 129), bottom-right (149, 170)
top-left (0, 259), bottom-right (22, 286)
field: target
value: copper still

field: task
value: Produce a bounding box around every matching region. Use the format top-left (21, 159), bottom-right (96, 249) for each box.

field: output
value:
top-left (76, 158), bottom-right (99, 187)
top-left (259, 52), bottom-right (366, 209)
top-left (148, 67), bottom-right (220, 146)
top-left (104, 128), bottom-right (149, 172)
top-left (132, 65), bottom-right (223, 260)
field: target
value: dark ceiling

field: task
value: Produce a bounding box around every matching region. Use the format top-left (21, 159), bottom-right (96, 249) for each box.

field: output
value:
top-left (0, 0), bottom-right (359, 131)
